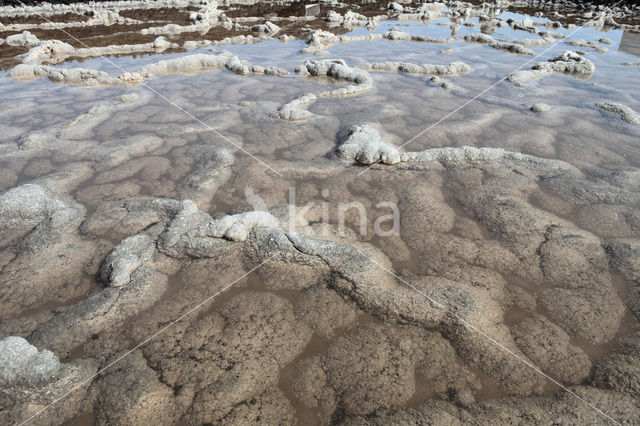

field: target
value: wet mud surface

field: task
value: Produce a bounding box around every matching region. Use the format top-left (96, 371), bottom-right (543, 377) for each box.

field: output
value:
top-left (1, 0), bottom-right (640, 424)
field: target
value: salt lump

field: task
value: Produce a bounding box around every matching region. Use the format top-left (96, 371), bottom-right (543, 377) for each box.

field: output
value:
top-left (0, 336), bottom-right (60, 386)
top-left (508, 50), bottom-right (595, 87)
top-left (250, 21), bottom-right (280, 34)
top-left (597, 102), bottom-right (640, 125)
top-left (337, 125), bottom-right (401, 165)
top-left (5, 30), bottom-right (40, 47)
top-left (20, 39), bottom-right (75, 65)
top-left (531, 103), bottom-right (551, 113)
top-left (388, 2), bottom-right (404, 13)
top-left (327, 10), bottom-right (369, 27)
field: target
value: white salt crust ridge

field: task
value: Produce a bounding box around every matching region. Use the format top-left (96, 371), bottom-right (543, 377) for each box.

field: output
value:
top-left (336, 124), bottom-right (556, 167)
top-left (14, 33), bottom-right (270, 67)
top-left (275, 58), bottom-right (472, 121)
top-left (597, 102), bottom-right (640, 125)
top-left (141, 22), bottom-right (220, 36)
top-left (24, 37), bottom-right (178, 65)
top-left (139, 0), bottom-right (238, 36)
top-left (9, 52), bottom-right (289, 87)
top-left (302, 27), bottom-right (541, 57)
top-left (13, 34), bottom-right (173, 67)
top-left (143, 10), bottom-right (282, 37)
top-left (10, 32), bottom-right (177, 66)
top-left (136, 51), bottom-right (233, 75)
top-left (275, 59), bottom-right (372, 121)
top-left (463, 33), bottom-right (535, 55)
top-left (0, 336), bottom-right (60, 386)
top-left (565, 39), bottom-right (609, 53)
top-left (507, 50), bottom-right (595, 87)
top-left (382, 28), bottom-right (457, 44)
top-left (301, 27), bottom-right (461, 55)
top-left (138, 52), bottom-right (289, 77)
top-left (2, 9), bottom-right (139, 32)
top-left (302, 29), bottom-right (386, 54)
top-left (9, 63), bottom-right (140, 87)
top-left (181, 34), bottom-right (277, 50)
top-left (357, 61), bottom-right (471, 76)
top-left (514, 37), bottom-right (551, 46)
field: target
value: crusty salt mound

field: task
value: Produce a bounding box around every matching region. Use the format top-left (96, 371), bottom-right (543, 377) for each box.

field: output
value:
top-left (337, 124), bottom-right (402, 165)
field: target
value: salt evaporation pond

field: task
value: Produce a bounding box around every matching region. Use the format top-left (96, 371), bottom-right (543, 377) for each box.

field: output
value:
top-left (1, 0), bottom-right (639, 424)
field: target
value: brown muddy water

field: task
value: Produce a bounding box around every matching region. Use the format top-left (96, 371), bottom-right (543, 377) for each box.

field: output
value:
top-left (1, 0), bottom-right (640, 424)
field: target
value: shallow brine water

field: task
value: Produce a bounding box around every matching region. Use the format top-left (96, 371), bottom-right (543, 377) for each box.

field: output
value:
top-left (1, 0), bottom-right (640, 424)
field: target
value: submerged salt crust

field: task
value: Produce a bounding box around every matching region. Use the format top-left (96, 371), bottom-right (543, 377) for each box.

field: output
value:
top-left (1, 0), bottom-right (640, 424)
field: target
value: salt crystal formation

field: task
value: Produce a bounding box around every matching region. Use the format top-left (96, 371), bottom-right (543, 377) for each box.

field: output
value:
top-left (1, 0), bottom-right (639, 424)
top-left (0, 336), bottom-right (60, 386)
